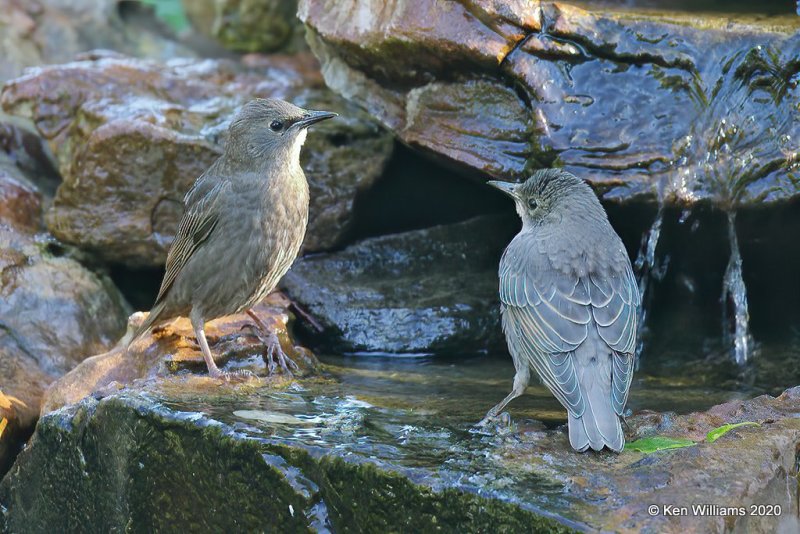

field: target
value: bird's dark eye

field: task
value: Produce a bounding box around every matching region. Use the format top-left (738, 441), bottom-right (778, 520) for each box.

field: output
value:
top-left (269, 120), bottom-right (284, 132)
top-left (528, 198), bottom-right (538, 210)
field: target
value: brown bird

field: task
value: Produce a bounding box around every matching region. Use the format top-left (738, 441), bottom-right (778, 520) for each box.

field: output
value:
top-left (128, 98), bottom-right (336, 377)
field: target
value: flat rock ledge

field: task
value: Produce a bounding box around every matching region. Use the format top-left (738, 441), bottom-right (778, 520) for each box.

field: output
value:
top-left (300, 0), bottom-right (800, 207)
top-left (2, 375), bottom-right (797, 532)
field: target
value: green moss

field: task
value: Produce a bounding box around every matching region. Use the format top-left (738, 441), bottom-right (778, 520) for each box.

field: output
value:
top-left (315, 455), bottom-right (576, 533)
top-left (1, 395), bottom-right (577, 532)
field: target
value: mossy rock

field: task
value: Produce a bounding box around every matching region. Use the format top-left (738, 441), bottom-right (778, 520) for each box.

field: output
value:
top-left (0, 393), bottom-right (573, 533)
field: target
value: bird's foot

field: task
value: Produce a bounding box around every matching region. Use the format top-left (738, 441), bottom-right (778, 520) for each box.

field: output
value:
top-left (244, 310), bottom-right (300, 376)
top-left (208, 368), bottom-right (258, 382)
top-left (472, 411), bottom-right (513, 434)
top-left (264, 332), bottom-right (300, 375)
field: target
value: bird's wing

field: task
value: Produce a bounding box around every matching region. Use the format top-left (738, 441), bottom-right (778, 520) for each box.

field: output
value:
top-left (611, 352), bottom-right (635, 416)
top-left (154, 178), bottom-right (232, 305)
top-left (500, 247), bottom-right (592, 417)
top-left (500, 236), bottom-right (640, 418)
top-left (588, 264), bottom-right (639, 354)
top-left (590, 263), bottom-right (640, 415)
top-left (589, 262), bottom-right (641, 415)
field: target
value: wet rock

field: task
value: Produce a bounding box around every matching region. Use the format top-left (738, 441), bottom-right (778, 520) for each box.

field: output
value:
top-left (0, 162), bottom-right (41, 231)
top-left (183, 0), bottom-right (306, 53)
top-left (2, 359), bottom-right (798, 532)
top-left (300, 0), bottom-right (800, 207)
top-left (41, 292), bottom-right (319, 415)
top-left (1, 54), bottom-right (393, 266)
top-left (0, 117), bottom-right (61, 200)
top-left (0, 223), bottom-right (127, 386)
top-left (2, 388), bottom-right (573, 532)
top-left (0, 219), bottom-right (130, 437)
top-left (0, 0), bottom-right (195, 82)
top-left (281, 215), bottom-right (519, 355)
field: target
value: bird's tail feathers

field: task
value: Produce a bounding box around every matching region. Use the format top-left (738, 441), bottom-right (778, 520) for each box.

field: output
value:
top-left (125, 301), bottom-right (167, 351)
top-left (568, 380), bottom-right (624, 453)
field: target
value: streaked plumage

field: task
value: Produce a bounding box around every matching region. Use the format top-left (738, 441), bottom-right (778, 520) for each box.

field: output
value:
top-left (128, 98), bottom-right (336, 378)
top-left (483, 169), bottom-right (639, 452)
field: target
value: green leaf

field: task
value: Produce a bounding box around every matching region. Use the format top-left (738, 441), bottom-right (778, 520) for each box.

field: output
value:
top-left (624, 436), bottom-right (696, 453)
top-left (706, 422), bottom-right (760, 443)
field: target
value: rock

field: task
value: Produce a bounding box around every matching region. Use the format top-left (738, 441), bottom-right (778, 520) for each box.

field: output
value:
top-left (0, 391), bottom-right (24, 476)
top-left (0, 225), bottom-right (127, 384)
top-left (281, 215), bottom-right (519, 355)
top-left (0, 116), bottom-right (61, 200)
top-left (0, 162), bottom-right (41, 231)
top-left (1, 54), bottom-right (393, 266)
top-left (0, 219), bottom-right (130, 436)
top-left (2, 360), bottom-right (798, 532)
top-left (0, 0), bottom-right (195, 82)
top-left (41, 292), bottom-right (319, 415)
top-left (300, 0), bottom-right (800, 206)
top-left (183, 0), bottom-right (306, 53)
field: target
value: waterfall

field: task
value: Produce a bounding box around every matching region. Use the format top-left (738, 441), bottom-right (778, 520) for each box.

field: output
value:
top-left (721, 211), bottom-right (751, 364)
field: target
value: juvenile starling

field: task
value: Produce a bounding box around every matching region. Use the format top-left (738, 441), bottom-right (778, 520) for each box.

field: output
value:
top-left (129, 98), bottom-right (336, 378)
top-left (481, 170), bottom-right (640, 452)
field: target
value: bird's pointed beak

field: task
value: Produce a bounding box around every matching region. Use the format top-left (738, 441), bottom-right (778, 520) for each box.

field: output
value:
top-left (487, 180), bottom-right (518, 199)
top-left (294, 109), bottom-right (338, 129)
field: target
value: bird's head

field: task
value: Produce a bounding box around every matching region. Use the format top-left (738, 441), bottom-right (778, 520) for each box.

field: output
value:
top-left (226, 98), bottom-right (336, 162)
top-left (488, 169), bottom-right (602, 229)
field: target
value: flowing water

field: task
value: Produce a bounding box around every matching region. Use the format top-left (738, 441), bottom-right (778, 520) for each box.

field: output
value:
top-left (633, 208), bottom-right (667, 357)
top-left (148, 329), bottom-right (800, 527)
top-left (721, 211), bottom-right (753, 364)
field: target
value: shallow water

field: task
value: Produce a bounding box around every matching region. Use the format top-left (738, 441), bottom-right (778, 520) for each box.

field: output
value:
top-left (149, 327), bottom-right (796, 529)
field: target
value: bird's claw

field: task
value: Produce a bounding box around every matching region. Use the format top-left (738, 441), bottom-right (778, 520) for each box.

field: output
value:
top-left (246, 310), bottom-right (300, 376)
top-left (209, 368), bottom-right (258, 382)
top-left (243, 316), bottom-right (300, 376)
top-left (265, 337), bottom-right (300, 376)
top-left (471, 412), bottom-right (513, 434)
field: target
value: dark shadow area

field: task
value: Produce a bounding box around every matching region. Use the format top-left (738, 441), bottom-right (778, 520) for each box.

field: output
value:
top-left (0, 424), bottom-right (34, 480)
top-left (109, 264), bottom-right (164, 311)
top-left (631, 201), bottom-right (800, 347)
top-left (628, 201), bottom-right (800, 397)
top-left (581, 0), bottom-right (796, 15)
top-left (347, 144), bottom-right (511, 241)
top-left (736, 198), bottom-right (800, 341)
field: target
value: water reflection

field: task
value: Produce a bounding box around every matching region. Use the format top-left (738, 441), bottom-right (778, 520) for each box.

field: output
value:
top-left (152, 325), bottom-right (797, 527)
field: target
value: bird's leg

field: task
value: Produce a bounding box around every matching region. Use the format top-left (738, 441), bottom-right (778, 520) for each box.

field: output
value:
top-left (245, 309), bottom-right (300, 375)
top-left (192, 321), bottom-right (223, 379)
top-left (477, 368), bottom-right (529, 427)
top-left (479, 388), bottom-right (524, 426)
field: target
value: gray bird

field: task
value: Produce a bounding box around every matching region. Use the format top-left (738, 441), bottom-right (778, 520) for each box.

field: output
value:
top-left (482, 169), bottom-right (639, 452)
top-left (129, 98), bottom-right (336, 378)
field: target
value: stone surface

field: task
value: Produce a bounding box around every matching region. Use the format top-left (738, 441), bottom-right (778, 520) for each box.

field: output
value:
top-left (183, 0), bottom-right (306, 53)
top-left (0, 206), bottom-right (130, 434)
top-left (0, 227), bottom-right (130, 425)
top-left (300, 0), bottom-right (800, 207)
top-left (41, 292), bottom-right (319, 415)
top-left (0, 164), bottom-right (41, 231)
top-left (0, 117), bottom-right (61, 201)
top-left (0, 0), bottom-right (195, 82)
top-left (281, 215), bottom-right (519, 355)
top-left (2, 358), bottom-right (798, 532)
top-left (0, 391), bottom-right (23, 476)
top-left (1, 53), bottom-right (393, 266)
